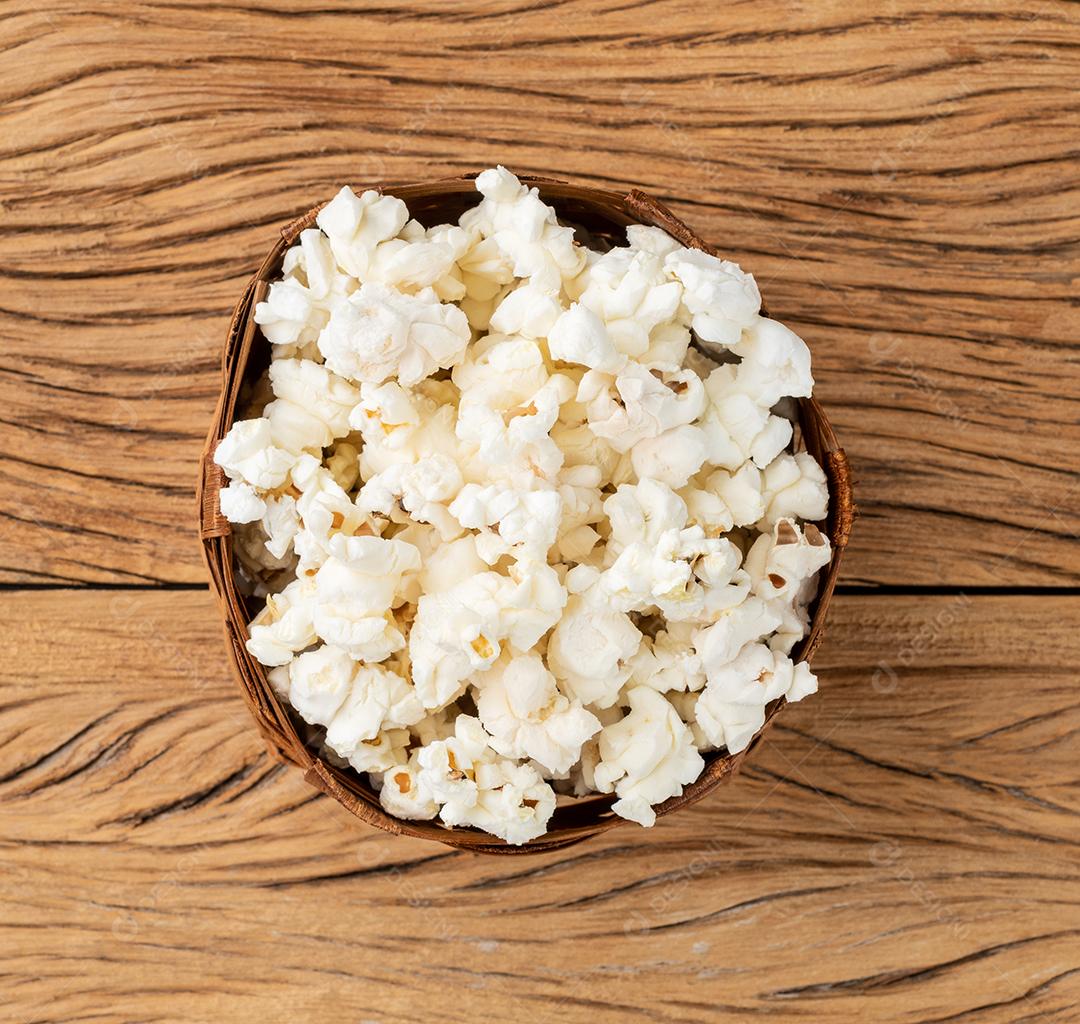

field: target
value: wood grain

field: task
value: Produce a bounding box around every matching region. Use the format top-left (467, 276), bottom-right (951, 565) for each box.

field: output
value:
top-left (2, 3), bottom-right (1078, 1021)
top-left (2, 589), bottom-right (1077, 1023)
top-left (0, 0), bottom-right (1078, 585)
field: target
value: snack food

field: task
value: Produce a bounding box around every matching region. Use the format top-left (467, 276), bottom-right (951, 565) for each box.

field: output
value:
top-left (214, 167), bottom-right (831, 844)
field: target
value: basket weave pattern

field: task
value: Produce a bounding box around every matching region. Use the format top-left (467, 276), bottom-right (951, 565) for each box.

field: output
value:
top-left (197, 174), bottom-right (855, 854)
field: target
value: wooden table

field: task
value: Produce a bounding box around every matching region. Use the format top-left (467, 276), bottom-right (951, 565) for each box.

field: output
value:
top-left (2, 2), bottom-right (1078, 1021)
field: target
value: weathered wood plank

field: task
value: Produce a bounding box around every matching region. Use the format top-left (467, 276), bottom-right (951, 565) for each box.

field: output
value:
top-left (1, 589), bottom-right (1077, 1022)
top-left (0, 0), bottom-right (1078, 586)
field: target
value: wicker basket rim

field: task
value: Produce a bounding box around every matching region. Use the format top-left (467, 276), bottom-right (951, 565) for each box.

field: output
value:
top-left (197, 171), bottom-right (855, 855)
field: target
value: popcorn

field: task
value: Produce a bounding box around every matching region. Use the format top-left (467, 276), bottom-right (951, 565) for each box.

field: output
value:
top-left (578, 362), bottom-right (705, 453)
top-left (290, 463), bottom-right (371, 571)
top-left (378, 752), bottom-right (438, 821)
top-left (218, 481), bottom-right (266, 524)
top-left (461, 166), bottom-right (586, 293)
top-left (319, 283), bottom-right (470, 387)
top-left (627, 621), bottom-right (706, 694)
top-left (263, 358), bottom-right (359, 452)
top-left (695, 644), bottom-right (817, 754)
top-left (452, 758), bottom-right (557, 845)
top-left (664, 248), bottom-right (760, 346)
top-left (417, 715), bottom-right (557, 844)
top-left (215, 418), bottom-right (296, 491)
top-left (453, 336), bottom-right (574, 478)
top-left (475, 653), bottom-right (600, 774)
top-left (324, 663), bottom-right (425, 760)
top-left (489, 281), bottom-right (563, 339)
top-left (366, 236), bottom-right (459, 293)
top-left (695, 596), bottom-right (783, 672)
top-left (226, 169), bottom-right (832, 843)
top-left (630, 423), bottom-right (709, 489)
top-left (759, 451), bottom-right (829, 529)
top-left (547, 303), bottom-right (626, 373)
top-left (312, 535), bottom-right (420, 661)
top-left (575, 244), bottom-right (682, 357)
top-left (254, 229), bottom-right (351, 353)
top-left (547, 584), bottom-right (642, 708)
top-left (744, 518), bottom-right (831, 603)
top-left (316, 186), bottom-right (409, 279)
top-left (732, 317), bottom-right (814, 408)
top-left (449, 483), bottom-right (562, 559)
top-left (408, 573), bottom-right (508, 709)
top-left (246, 576), bottom-right (317, 667)
top-left (287, 644), bottom-right (355, 727)
top-left (593, 686), bottom-right (704, 827)
top-left (349, 380), bottom-right (421, 450)
top-left (697, 365), bottom-right (793, 472)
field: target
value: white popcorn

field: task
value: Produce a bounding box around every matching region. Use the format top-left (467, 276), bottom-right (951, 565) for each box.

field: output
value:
top-left (548, 303), bottom-right (626, 373)
top-left (630, 423), bottom-right (709, 489)
top-left (416, 714), bottom-right (493, 807)
top-left (453, 336), bottom-right (574, 478)
top-left (263, 358), bottom-right (359, 453)
top-left (759, 451), bottom-right (829, 528)
top-left (576, 245), bottom-right (682, 357)
top-left (697, 365), bottom-right (793, 472)
top-left (695, 596), bottom-right (783, 672)
top-left (664, 248), bottom-right (760, 346)
top-left (549, 420), bottom-right (621, 483)
top-left (710, 463), bottom-right (767, 528)
top-left (475, 653), bottom-right (600, 774)
top-left (255, 229), bottom-right (351, 352)
top-left (316, 186), bottom-right (409, 279)
top-left (319, 283), bottom-right (470, 386)
top-left (452, 757), bottom-right (557, 845)
top-left (218, 481), bottom-right (266, 524)
top-left (366, 237), bottom-right (459, 293)
top-left (312, 534), bottom-right (420, 661)
top-left (453, 334), bottom-right (548, 404)
top-left (627, 621), bottom-right (706, 694)
top-left (418, 715), bottom-right (557, 844)
top-left (349, 380), bottom-right (421, 450)
top-left (489, 281), bottom-right (563, 339)
top-left (290, 463), bottom-right (371, 571)
top-left (344, 727), bottom-right (411, 774)
top-left (640, 321), bottom-right (693, 371)
top-left (744, 518), bottom-right (831, 603)
top-left (417, 534), bottom-right (488, 595)
top-left (604, 478), bottom-right (688, 555)
top-left (287, 644), bottom-right (355, 727)
top-left (462, 166), bottom-right (586, 293)
top-left (578, 362), bottom-right (705, 453)
top-left (733, 317), bottom-right (814, 407)
top-left (215, 418), bottom-right (296, 492)
top-left (358, 454), bottom-right (465, 541)
top-left (378, 752), bottom-right (438, 820)
top-left (695, 644), bottom-right (817, 754)
top-left (593, 686), bottom-right (703, 827)
top-left (324, 663), bottom-right (425, 760)
top-left (229, 170), bottom-right (832, 843)
top-left (449, 483), bottom-right (562, 559)
top-left (626, 224), bottom-right (681, 258)
top-left (547, 585), bottom-right (642, 708)
top-left (497, 556), bottom-right (568, 651)
top-left (409, 572), bottom-right (508, 709)
top-left (246, 576), bottom-right (318, 667)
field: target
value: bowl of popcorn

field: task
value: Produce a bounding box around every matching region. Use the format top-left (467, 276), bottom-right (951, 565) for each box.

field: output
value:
top-left (198, 168), bottom-right (853, 853)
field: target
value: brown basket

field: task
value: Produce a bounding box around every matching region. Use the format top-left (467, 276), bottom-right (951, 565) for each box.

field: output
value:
top-left (198, 173), bottom-right (855, 855)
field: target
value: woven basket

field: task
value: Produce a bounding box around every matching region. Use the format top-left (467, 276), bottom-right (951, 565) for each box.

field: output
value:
top-left (198, 173), bottom-right (855, 855)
